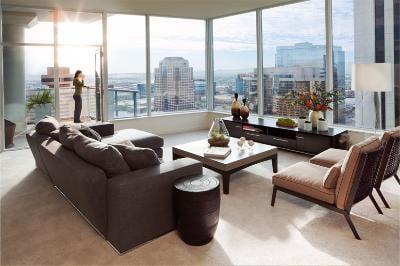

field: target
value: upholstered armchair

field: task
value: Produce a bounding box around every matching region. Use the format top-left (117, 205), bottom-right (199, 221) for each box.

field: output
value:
top-left (310, 127), bottom-right (400, 209)
top-left (271, 137), bottom-right (383, 240)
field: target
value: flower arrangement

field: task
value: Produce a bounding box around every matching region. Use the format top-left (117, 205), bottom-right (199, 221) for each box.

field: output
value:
top-left (286, 83), bottom-right (343, 112)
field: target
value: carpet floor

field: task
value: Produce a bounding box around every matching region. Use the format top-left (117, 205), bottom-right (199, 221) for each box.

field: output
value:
top-left (1, 131), bottom-right (399, 265)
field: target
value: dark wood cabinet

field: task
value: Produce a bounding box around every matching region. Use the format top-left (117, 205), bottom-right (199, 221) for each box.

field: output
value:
top-left (223, 116), bottom-right (348, 155)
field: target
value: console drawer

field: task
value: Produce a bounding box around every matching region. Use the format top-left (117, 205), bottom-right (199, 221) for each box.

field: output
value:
top-left (243, 131), bottom-right (268, 143)
top-left (265, 135), bottom-right (296, 149)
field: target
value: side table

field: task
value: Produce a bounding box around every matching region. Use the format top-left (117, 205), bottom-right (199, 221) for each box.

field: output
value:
top-left (173, 175), bottom-right (220, 245)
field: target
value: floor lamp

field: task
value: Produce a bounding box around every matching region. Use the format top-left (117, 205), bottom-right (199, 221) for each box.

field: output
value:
top-left (352, 63), bottom-right (393, 131)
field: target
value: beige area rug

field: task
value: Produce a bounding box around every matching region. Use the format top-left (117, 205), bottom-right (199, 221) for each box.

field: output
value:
top-left (1, 144), bottom-right (399, 265)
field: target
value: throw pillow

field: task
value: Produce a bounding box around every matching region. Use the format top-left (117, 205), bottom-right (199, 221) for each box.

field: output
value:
top-left (113, 143), bottom-right (160, 171)
top-left (80, 126), bottom-right (102, 141)
top-left (59, 125), bottom-right (82, 150)
top-left (323, 162), bottom-right (342, 189)
top-left (35, 116), bottom-right (60, 135)
top-left (49, 129), bottom-right (60, 142)
top-left (73, 134), bottom-right (130, 176)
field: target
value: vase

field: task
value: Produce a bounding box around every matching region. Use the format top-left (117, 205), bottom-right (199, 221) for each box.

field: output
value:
top-left (298, 117), bottom-right (307, 130)
top-left (231, 93), bottom-right (241, 117)
top-left (309, 111), bottom-right (323, 128)
top-left (208, 118), bottom-right (230, 147)
top-left (240, 98), bottom-right (250, 119)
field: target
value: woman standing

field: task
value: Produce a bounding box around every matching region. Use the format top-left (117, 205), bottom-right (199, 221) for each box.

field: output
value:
top-left (73, 70), bottom-right (85, 123)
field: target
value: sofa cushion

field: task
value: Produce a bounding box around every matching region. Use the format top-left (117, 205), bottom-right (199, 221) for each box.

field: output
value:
top-left (73, 134), bottom-right (130, 176)
top-left (80, 125), bottom-right (102, 141)
top-left (113, 143), bottom-right (160, 171)
top-left (59, 125), bottom-right (82, 150)
top-left (35, 116), bottom-right (60, 135)
top-left (49, 129), bottom-right (60, 142)
top-left (322, 163), bottom-right (342, 189)
top-left (309, 148), bottom-right (348, 168)
top-left (272, 162), bottom-right (335, 204)
top-left (336, 136), bottom-right (381, 209)
top-left (102, 129), bottom-right (164, 150)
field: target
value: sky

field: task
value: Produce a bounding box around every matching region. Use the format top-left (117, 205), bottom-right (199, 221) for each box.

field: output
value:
top-left (24, 0), bottom-right (355, 76)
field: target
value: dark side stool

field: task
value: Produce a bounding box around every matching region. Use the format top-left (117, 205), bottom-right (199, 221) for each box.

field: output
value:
top-left (173, 175), bottom-right (220, 246)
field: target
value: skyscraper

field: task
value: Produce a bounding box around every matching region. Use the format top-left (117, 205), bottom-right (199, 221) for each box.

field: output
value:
top-left (153, 57), bottom-right (195, 112)
top-left (271, 42), bottom-right (345, 121)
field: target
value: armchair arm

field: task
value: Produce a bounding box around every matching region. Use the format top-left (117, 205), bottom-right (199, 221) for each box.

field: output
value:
top-left (107, 158), bottom-right (202, 253)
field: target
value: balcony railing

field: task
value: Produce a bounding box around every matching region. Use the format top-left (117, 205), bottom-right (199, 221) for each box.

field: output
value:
top-left (108, 87), bottom-right (139, 118)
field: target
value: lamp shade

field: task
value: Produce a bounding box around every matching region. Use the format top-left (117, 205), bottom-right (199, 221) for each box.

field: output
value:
top-left (352, 63), bottom-right (393, 92)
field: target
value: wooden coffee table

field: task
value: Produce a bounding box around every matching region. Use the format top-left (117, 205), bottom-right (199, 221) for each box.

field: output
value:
top-left (172, 138), bottom-right (278, 194)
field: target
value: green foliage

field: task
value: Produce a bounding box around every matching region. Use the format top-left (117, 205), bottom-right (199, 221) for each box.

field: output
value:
top-left (27, 90), bottom-right (54, 110)
top-left (277, 117), bottom-right (296, 127)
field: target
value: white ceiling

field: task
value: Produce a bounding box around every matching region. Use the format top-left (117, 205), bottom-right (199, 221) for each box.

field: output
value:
top-left (2, 0), bottom-right (303, 19)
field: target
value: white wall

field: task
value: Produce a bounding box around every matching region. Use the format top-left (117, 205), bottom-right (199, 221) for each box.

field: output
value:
top-left (112, 111), bottom-right (230, 135)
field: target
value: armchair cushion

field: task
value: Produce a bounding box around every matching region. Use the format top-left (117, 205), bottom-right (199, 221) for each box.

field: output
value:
top-left (322, 163), bottom-right (342, 189)
top-left (309, 148), bottom-right (347, 168)
top-left (336, 136), bottom-right (381, 209)
top-left (272, 162), bottom-right (335, 204)
top-left (380, 126), bottom-right (400, 145)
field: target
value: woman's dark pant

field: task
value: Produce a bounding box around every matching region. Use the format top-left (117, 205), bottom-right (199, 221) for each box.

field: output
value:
top-left (73, 95), bottom-right (82, 123)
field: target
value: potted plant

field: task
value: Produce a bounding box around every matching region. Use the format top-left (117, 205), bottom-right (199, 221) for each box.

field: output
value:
top-left (27, 89), bottom-right (54, 123)
top-left (298, 115), bottom-right (307, 130)
top-left (286, 83), bottom-right (343, 128)
top-left (303, 120), bottom-right (312, 132)
top-left (317, 117), bottom-right (328, 131)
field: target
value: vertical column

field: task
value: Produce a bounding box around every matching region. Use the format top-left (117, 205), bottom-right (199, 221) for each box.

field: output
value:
top-left (394, 0), bottom-right (400, 126)
top-left (256, 10), bottom-right (264, 117)
top-left (375, 0), bottom-right (386, 130)
top-left (325, 0), bottom-right (334, 125)
top-left (102, 12), bottom-right (109, 121)
top-left (206, 19), bottom-right (214, 111)
top-left (0, 6), bottom-right (4, 152)
top-left (383, 0), bottom-right (395, 129)
top-left (146, 15), bottom-right (151, 116)
top-left (53, 9), bottom-right (60, 121)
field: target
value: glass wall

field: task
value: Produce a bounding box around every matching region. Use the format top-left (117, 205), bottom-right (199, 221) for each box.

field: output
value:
top-left (150, 17), bottom-right (206, 114)
top-left (262, 0), bottom-right (326, 118)
top-left (213, 12), bottom-right (257, 113)
top-left (107, 14), bottom-right (147, 118)
top-left (57, 11), bottom-right (103, 123)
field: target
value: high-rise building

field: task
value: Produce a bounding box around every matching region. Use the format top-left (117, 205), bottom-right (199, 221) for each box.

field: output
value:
top-left (273, 42), bottom-right (345, 121)
top-left (153, 57), bottom-right (195, 112)
top-left (263, 66), bottom-right (325, 117)
top-left (235, 73), bottom-right (258, 112)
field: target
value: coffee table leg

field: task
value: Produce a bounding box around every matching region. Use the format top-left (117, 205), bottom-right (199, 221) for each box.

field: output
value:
top-left (272, 154), bottom-right (278, 173)
top-left (222, 174), bottom-right (230, 194)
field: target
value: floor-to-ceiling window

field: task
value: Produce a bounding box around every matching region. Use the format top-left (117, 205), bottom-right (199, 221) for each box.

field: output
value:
top-left (262, 0), bottom-right (326, 118)
top-left (57, 11), bottom-right (103, 122)
top-left (150, 17), bottom-right (206, 114)
top-left (213, 12), bottom-right (257, 113)
top-left (107, 14), bottom-right (147, 118)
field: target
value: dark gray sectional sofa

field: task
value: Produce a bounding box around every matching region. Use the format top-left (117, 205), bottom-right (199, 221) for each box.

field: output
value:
top-left (26, 124), bottom-right (202, 254)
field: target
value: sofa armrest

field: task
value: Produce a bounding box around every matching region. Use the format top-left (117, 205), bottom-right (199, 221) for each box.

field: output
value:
top-left (107, 158), bottom-right (203, 253)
